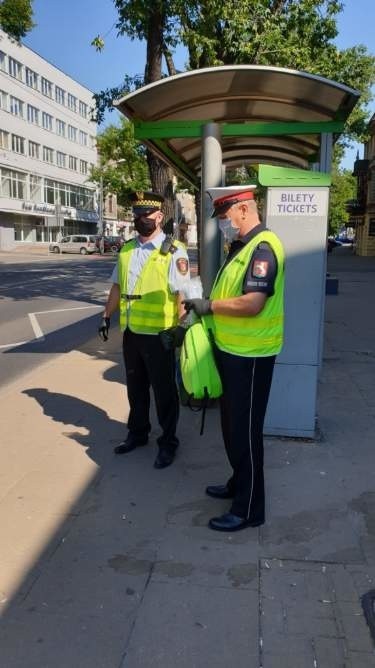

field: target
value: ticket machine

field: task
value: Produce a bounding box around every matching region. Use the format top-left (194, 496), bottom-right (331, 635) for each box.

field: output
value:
top-left (259, 165), bottom-right (331, 438)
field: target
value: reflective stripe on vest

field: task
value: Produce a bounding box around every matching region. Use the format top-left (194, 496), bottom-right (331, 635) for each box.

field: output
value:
top-left (208, 230), bottom-right (285, 356)
top-left (118, 239), bottom-right (179, 333)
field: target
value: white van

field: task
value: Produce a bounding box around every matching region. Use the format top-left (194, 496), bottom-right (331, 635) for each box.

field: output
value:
top-left (49, 235), bottom-right (97, 255)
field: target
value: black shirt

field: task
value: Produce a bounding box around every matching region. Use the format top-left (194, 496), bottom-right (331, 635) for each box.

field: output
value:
top-left (221, 224), bottom-right (277, 296)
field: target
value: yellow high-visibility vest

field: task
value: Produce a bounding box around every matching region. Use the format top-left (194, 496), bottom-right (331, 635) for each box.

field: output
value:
top-left (118, 239), bottom-right (182, 333)
top-left (208, 230), bottom-right (285, 356)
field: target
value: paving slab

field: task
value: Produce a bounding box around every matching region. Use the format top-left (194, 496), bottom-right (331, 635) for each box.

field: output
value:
top-left (121, 581), bottom-right (259, 668)
top-left (1, 250), bottom-right (375, 666)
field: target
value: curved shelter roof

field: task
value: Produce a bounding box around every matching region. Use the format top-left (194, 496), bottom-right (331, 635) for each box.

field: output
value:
top-left (114, 65), bottom-right (360, 184)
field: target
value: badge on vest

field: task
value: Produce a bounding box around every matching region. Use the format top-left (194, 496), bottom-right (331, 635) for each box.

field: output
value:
top-left (252, 260), bottom-right (268, 278)
top-left (176, 258), bottom-right (189, 275)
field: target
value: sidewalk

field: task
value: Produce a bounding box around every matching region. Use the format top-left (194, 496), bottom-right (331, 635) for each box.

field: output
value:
top-left (0, 247), bottom-right (375, 667)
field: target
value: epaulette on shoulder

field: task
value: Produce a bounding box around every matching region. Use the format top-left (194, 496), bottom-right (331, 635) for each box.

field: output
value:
top-left (257, 241), bottom-right (272, 250)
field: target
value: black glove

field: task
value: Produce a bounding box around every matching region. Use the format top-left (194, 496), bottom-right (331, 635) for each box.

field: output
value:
top-left (98, 316), bottom-right (110, 342)
top-left (183, 298), bottom-right (213, 316)
top-left (159, 325), bottom-right (187, 351)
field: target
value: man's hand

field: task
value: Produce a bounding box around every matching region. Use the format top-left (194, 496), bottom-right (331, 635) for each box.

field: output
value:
top-left (183, 298), bottom-right (213, 316)
top-left (98, 316), bottom-right (110, 341)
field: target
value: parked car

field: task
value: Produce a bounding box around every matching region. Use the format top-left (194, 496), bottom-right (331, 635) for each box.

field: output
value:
top-left (49, 235), bottom-right (97, 255)
top-left (95, 236), bottom-right (125, 254)
top-left (327, 237), bottom-right (340, 253)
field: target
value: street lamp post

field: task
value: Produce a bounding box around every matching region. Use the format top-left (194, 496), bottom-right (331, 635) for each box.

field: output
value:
top-left (99, 174), bottom-right (104, 236)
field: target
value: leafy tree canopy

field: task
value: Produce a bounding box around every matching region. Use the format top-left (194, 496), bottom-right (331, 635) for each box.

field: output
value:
top-left (0, 0), bottom-right (34, 40)
top-left (328, 160), bottom-right (356, 234)
top-left (90, 118), bottom-right (150, 207)
top-left (94, 0), bottom-right (375, 147)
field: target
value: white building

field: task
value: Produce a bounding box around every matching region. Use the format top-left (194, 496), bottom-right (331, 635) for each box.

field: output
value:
top-left (0, 30), bottom-right (98, 245)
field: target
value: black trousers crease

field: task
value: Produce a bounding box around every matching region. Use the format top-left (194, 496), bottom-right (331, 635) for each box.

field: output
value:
top-left (214, 348), bottom-right (276, 521)
top-left (122, 329), bottom-right (179, 449)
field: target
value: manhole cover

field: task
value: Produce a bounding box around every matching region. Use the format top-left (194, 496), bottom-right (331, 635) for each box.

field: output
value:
top-left (361, 590), bottom-right (375, 644)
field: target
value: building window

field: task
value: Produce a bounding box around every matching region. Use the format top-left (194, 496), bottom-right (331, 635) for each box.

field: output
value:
top-left (41, 77), bottom-right (53, 98)
top-left (11, 134), bottom-right (25, 154)
top-left (28, 140), bottom-right (40, 159)
top-left (25, 67), bottom-right (38, 89)
top-left (369, 171), bottom-right (375, 204)
top-left (42, 112), bottom-right (53, 131)
top-left (0, 90), bottom-right (7, 110)
top-left (8, 57), bottom-right (23, 81)
top-left (67, 93), bottom-right (77, 112)
top-left (0, 130), bottom-right (9, 149)
top-left (56, 119), bottom-right (66, 137)
top-left (79, 100), bottom-right (87, 118)
top-left (107, 195), bottom-right (113, 214)
top-left (90, 135), bottom-right (96, 149)
top-left (43, 146), bottom-right (54, 163)
top-left (55, 86), bottom-right (65, 105)
top-left (27, 104), bottom-right (39, 125)
top-left (79, 130), bottom-right (88, 146)
top-left (10, 96), bottom-right (24, 118)
top-left (68, 155), bottom-right (77, 171)
top-left (44, 179), bottom-right (94, 210)
top-left (79, 160), bottom-right (88, 175)
top-left (29, 174), bottom-right (42, 202)
top-left (0, 51), bottom-right (6, 72)
top-left (68, 125), bottom-right (77, 142)
top-left (56, 151), bottom-right (66, 168)
top-left (1, 169), bottom-right (26, 199)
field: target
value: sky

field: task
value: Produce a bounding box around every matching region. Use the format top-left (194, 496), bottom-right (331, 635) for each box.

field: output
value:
top-left (23, 0), bottom-right (375, 169)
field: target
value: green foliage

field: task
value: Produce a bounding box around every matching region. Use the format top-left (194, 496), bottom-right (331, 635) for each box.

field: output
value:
top-left (95, 1), bottom-right (375, 148)
top-left (328, 161), bottom-right (356, 234)
top-left (90, 118), bottom-right (150, 206)
top-left (92, 74), bottom-right (144, 124)
top-left (176, 0), bottom-right (375, 144)
top-left (0, 0), bottom-right (34, 40)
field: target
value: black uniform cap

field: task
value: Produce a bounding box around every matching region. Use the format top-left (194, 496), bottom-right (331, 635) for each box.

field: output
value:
top-left (130, 191), bottom-right (164, 216)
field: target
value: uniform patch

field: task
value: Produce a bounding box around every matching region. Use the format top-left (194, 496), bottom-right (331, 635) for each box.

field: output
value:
top-left (176, 258), bottom-right (189, 275)
top-left (252, 260), bottom-right (269, 278)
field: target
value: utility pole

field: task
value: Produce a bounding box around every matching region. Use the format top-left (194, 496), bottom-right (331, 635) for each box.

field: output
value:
top-left (99, 175), bottom-right (104, 236)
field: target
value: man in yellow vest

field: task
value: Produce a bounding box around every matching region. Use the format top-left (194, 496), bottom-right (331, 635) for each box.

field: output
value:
top-left (98, 191), bottom-right (190, 469)
top-left (184, 185), bottom-right (285, 531)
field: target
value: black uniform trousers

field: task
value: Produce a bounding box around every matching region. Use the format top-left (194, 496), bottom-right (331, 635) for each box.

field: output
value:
top-left (122, 329), bottom-right (180, 451)
top-left (214, 347), bottom-right (276, 522)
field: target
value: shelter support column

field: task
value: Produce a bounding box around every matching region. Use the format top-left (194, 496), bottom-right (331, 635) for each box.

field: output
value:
top-left (200, 123), bottom-right (222, 295)
top-left (319, 133), bottom-right (333, 172)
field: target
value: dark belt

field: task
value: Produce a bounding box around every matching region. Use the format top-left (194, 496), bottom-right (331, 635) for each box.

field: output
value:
top-left (121, 294), bottom-right (142, 300)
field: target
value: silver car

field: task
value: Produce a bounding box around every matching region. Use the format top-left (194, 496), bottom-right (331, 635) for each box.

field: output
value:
top-left (49, 235), bottom-right (97, 255)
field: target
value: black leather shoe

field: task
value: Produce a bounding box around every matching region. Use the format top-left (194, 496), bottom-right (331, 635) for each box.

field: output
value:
top-left (154, 448), bottom-right (175, 469)
top-left (113, 436), bottom-right (148, 454)
top-left (208, 512), bottom-right (264, 532)
top-left (206, 484), bottom-right (234, 500)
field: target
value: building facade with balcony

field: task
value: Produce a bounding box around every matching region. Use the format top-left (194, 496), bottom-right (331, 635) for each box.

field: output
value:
top-left (348, 114), bottom-right (375, 256)
top-left (0, 30), bottom-right (98, 245)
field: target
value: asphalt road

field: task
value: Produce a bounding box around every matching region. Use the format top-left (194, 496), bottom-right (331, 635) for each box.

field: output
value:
top-left (0, 253), bottom-right (117, 388)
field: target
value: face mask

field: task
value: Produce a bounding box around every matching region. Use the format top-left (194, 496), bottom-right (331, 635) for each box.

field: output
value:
top-left (218, 217), bottom-right (240, 242)
top-left (134, 215), bottom-right (157, 237)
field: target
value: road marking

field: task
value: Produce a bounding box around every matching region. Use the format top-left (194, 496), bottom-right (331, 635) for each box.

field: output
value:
top-left (0, 340), bottom-right (29, 350)
top-left (32, 305), bottom-right (103, 316)
top-left (0, 304), bottom-right (103, 350)
top-left (28, 313), bottom-right (45, 341)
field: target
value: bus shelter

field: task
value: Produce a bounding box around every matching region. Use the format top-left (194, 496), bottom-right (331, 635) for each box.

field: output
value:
top-left (114, 66), bottom-right (359, 437)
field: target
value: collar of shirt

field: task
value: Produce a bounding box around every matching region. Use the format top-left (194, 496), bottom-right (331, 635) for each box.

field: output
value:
top-left (224, 223), bottom-right (266, 265)
top-left (136, 231), bottom-right (165, 250)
